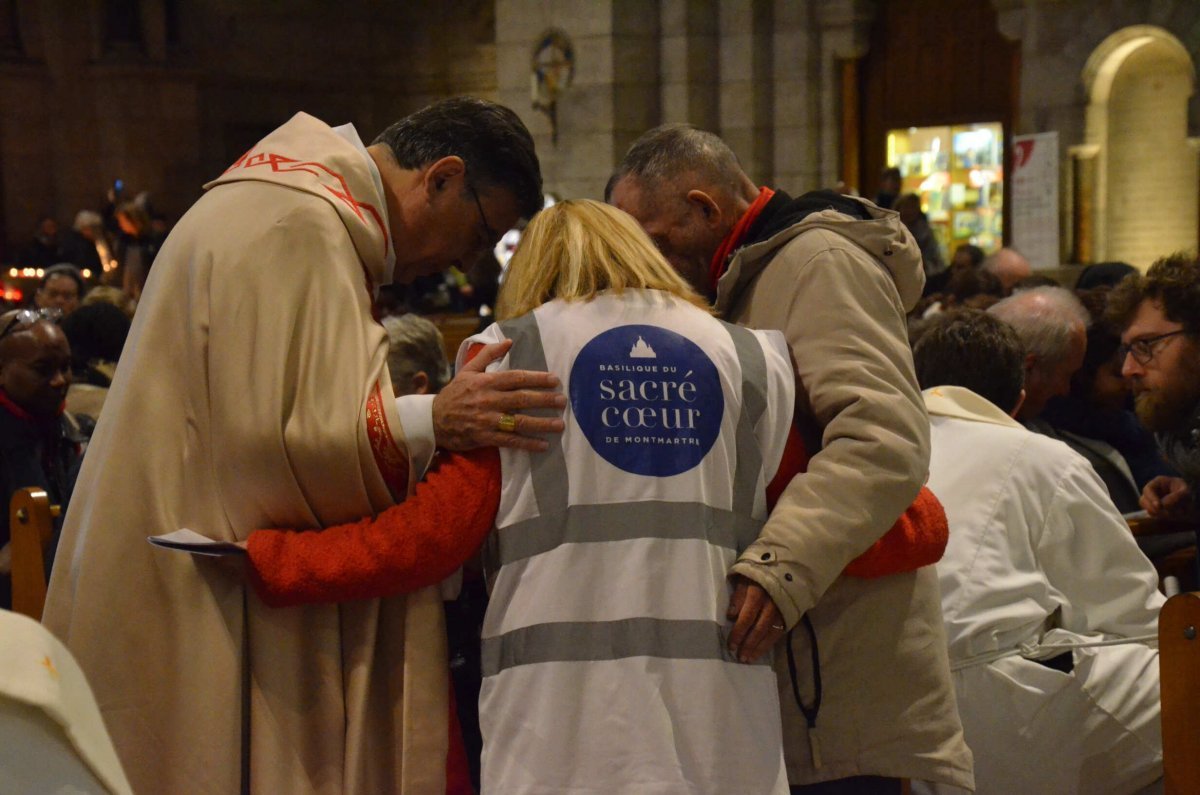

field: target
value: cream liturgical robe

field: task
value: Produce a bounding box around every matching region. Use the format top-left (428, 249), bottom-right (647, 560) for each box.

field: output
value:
top-left (917, 386), bottom-right (1163, 795)
top-left (43, 113), bottom-right (450, 794)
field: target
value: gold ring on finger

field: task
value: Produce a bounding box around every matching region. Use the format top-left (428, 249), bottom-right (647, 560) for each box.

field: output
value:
top-left (497, 413), bottom-right (517, 433)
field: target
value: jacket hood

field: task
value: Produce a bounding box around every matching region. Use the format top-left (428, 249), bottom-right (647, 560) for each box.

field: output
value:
top-left (715, 190), bottom-right (925, 316)
top-left (204, 112), bottom-right (393, 286)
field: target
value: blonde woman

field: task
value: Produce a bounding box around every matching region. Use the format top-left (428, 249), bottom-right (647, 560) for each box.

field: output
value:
top-left (241, 200), bottom-right (797, 794)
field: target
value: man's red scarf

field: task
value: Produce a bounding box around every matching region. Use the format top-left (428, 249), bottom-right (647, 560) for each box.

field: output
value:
top-left (0, 388), bottom-right (35, 422)
top-left (708, 186), bottom-right (775, 295)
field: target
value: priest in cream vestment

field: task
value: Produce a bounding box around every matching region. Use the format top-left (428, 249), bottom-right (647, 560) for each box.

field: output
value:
top-left (42, 100), bottom-right (547, 794)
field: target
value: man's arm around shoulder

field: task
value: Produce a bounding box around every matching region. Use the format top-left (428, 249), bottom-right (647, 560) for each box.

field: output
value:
top-left (730, 235), bottom-right (930, 628)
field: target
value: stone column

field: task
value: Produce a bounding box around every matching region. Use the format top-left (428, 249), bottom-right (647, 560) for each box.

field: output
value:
top-left (659, 0), bottom-right (718, 130)
top-left (813, 0), bottom-right (875, 190)
top-left (772, 0), bottom-right (821, 192)
top-left (718, 0), bottom-right (773, 185)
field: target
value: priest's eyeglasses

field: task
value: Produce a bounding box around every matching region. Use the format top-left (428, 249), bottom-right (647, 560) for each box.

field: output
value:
top-left (1118, 330), bottom-right (1187, 366)
top-left (467, 181), bottom-right (498, 246)
top-left (0, 307), bottom-right (63, 342)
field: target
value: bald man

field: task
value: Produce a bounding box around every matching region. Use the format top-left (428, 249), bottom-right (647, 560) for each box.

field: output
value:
top-left (983, 247), bottom-right (1032, 294)
top-left (988, 286), bottom-right (1090, 422)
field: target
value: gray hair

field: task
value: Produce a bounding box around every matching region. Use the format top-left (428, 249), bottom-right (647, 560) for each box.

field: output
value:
top-left (987, 285), bottom-right (1090, 365)
top-left (606, 124), bottom-right (745, 199)
top-left (382, 314), bottom-right (451, 395)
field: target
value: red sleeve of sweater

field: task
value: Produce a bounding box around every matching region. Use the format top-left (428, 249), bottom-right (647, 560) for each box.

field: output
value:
top-left (766, 423), bottom-right (948, 578)
top-left (842, 485), bottom-right (949, 578)
top-left (246, 446), bottom-right (501, 607)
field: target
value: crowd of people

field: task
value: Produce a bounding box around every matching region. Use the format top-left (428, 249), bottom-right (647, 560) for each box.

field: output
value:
top-left (0, 96), bottom-right (1197, 795)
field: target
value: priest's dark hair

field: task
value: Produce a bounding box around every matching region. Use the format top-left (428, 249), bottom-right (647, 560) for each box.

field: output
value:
top-left (373, 96), bottom-right (543, 221)
top-left (913, 309), bottom-right (1026, 414)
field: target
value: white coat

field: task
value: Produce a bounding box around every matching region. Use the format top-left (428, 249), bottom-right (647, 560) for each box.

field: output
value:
top-left (916, 386), bottom-right (1164, 795)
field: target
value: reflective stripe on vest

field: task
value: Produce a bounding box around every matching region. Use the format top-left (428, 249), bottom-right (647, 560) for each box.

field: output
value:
top-left (482, 308), bottom-right (776, 675)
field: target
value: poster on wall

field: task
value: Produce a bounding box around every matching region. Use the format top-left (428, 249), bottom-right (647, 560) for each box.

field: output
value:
top-left (1012, 132), bottom-right (1060, 269)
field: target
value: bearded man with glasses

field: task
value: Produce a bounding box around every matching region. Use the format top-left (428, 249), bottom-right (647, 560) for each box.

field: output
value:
top-left (1108, 254), bottom-right (1200, 519)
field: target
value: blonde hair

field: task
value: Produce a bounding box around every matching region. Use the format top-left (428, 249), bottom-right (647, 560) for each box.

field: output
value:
top-left (495, 199), bottom-right (711, 320)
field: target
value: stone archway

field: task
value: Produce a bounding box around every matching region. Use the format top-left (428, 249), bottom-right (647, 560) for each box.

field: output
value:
top-left (1081, 25), bottom-right (1198, 269)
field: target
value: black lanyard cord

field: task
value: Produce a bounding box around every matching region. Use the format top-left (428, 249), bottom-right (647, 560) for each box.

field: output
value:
top-left (785, 614), bottom-right (822, 732)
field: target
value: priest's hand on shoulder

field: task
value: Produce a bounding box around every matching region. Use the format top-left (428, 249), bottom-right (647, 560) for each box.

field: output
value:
top-left (434, 339), bottom-right (566, 453)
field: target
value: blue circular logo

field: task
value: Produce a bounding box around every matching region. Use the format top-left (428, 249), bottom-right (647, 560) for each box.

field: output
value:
top-left (569, 324), bottom-right (724, 477)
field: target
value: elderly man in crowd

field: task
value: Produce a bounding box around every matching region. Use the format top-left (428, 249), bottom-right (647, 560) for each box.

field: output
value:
top-left (988, 285), bottom-right (1090, 422)
top-left (608, 124), bottom-right (972, 794)
top-left (1108, 254), bottom-right (1200, 517)
top-left (384, 313), bottom-right (452, 398)
top-left (982, 247), bottom-right (1032, 294)
top-left (43, 97), bottom-right (562, 795)
top-left (0, 309), bottom-right (87, 609)
top-left (34, 264), bottom-right (85, 318)
top-left (912, 309), bottom-right (1163, 794)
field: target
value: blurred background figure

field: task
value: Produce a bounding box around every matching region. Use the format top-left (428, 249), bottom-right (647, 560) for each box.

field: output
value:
top-left (951, 244), bottom-right (985, 271)
top-left (1075, 260), bottom-right (1138, 291)
top-left (1011, 274), bottom-right (1061, 291)
top-left (81, 286), bottom-right (136, 319)
top-left (382, 313), bottom-right (451, 398)
top-left (61, 302), bottom-right (131, 422)
top-left (58, 211), bottom-right (114, 278)
top-left (114, 200), bottom-right (163, 302)
top-left (982, 247), bottom-right (1033, 295)
top-left (875, 166), bottom-right (902, 209)
top-left (909, 251), bottom-right (1004, 333)
top-left (34, 265), bottom-right (85, 317)
top-left (18, 217), bottom-right (62, 269)
top-left (895, 193), bottom-right (948, 293)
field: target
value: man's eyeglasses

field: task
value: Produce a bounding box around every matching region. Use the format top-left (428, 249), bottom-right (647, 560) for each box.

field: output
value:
top-left (1118, 329), bottom-right (1188, 366)
top-left (467, 181), bottom-right (498, 246)
top-left (0, 307), bottom-right (63, 342)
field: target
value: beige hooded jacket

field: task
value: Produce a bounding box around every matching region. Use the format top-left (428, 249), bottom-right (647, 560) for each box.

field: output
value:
top-left (43, 113), bottom-right (449, 794)
top-left (719, 196), bottom-right (974, 789)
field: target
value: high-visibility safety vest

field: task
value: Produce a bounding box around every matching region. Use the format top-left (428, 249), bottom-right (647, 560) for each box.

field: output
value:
top-left (460, 290), bottom-right (795, 794)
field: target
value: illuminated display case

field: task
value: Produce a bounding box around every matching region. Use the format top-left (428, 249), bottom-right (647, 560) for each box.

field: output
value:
top-left (886, 122), bottom-right (1004, 261)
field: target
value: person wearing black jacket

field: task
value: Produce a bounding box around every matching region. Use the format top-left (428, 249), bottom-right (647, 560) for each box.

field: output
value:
top-left (0, 310), bottom-right (89, 608)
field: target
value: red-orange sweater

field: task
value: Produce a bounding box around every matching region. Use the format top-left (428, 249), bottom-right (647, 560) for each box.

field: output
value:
top-left (248, 429), bottom-right (945, 607)
top-left (247, 446), bottom-right (499, 795)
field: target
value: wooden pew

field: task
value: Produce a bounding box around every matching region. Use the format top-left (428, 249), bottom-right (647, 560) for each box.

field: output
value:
top-left (430, 311), bottom-right (485, 363)
top-left (1160, 591), bottom-right (1200, 794)
top-left (9, 487), bottom-right (58, 621)
top-left (1128, 514), bottom-right (1198, 591)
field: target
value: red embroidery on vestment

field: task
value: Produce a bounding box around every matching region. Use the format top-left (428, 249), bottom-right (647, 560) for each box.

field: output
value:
top-left (224, 151), bottom-right (390, 260)
top-left (365, 381), bottom-right (408, 499)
